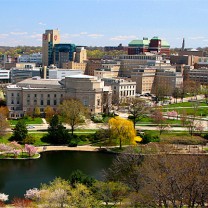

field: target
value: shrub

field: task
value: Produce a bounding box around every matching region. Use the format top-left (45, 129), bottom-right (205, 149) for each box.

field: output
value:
top-left (22, 135), bottom-right (36, 144)
top-left (91, 114), bottom-right (103, 123)
top-left (139, 133), bottom-right (160, 144)
top-left (68, 140), bottom-right (78, 147)
top-left (203, 133), bottom-right (208, 140)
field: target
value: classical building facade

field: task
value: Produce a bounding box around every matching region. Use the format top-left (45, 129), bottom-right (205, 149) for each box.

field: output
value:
top-left (102, 78), bottom-right (136, 104)
top-left (6, 75), bottom-right (112, 118)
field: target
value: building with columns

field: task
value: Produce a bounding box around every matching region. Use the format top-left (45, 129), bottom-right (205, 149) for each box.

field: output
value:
top-left (6, 75), bottom-right (112, 118)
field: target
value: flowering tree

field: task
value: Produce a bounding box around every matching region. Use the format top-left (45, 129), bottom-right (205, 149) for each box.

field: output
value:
top-left (25, 188), bottom-right (41, 201)
top-left (25, 144), bottom-right (37, 157)
top-left (0, 193), bottom-right (8, 202)
top-left (152, 108), bottom-right (168, 135)
top-left (167, 110), bottom-right (178, 119)
top-left (0, 144), bottom-right (12, 153)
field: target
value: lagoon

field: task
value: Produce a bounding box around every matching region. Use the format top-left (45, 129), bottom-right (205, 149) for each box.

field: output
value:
top-left (0, 151), bottom-right (115, 200)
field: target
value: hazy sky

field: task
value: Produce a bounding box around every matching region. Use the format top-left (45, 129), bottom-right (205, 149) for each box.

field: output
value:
top-left (0, 0), bottom-right (207, 48)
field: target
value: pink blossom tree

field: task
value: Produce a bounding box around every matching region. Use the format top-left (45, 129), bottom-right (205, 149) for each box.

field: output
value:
top-left (25, 144), bottom-right (37, 157)
top-left (167, 110), bottom-right (178, 119)
top-left (0, 144), bottom-right (12, 153)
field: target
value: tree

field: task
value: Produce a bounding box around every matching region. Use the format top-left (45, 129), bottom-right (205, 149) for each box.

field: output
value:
top-left (33, 106), bottom-right (41, 117)
top-left (93, 181), bottom-right (129, 206)
top-left (43, 114), bottom-right (70, 144)
top-left (69, 170), bottom-right (95, 188)
top-left (201, 85), bottom-right (208, 104)
top-left (108, 117), bottom-right (136, 149)
top-left (0, 113), bottom-right (9, 137)
top-left (11, 120), bottom-right (28, 142)
top-left (172, 88), bottom-right (180, 103)
top-left (152, 108), bottom-right (168, 135)
top-left (58, 98), bottom-right (88, 136)
top-left (104, 147), bottom-right (143, 192)
top-left (44, 105), bottom-right (55, 121)
top-left (38, 178), bottom-right (100, 208)
top-left (128, 98), bottom-right (149, 129)
top-left (137, 155), bottom-right (208, 208)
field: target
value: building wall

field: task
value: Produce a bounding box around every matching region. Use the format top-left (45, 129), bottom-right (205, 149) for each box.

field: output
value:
top-left (42, 30), bottom-right (60, 66)
top-left (6, 75), bottom-right (112, 118)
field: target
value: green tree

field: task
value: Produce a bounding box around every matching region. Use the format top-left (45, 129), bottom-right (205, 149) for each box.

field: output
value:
top-left (38, 178), bottom-right (100, 208)
top-left (11, 120), bottom-right (28, 142)
top-left (69, 170), bottom-right (95, 188)
top-left (108, 117), bottom-right (136, 149)
top-left (43, 115), bottom-right (70, 144)
top-left (58, 98), bottom-right (88, 136)
top-left (93, 181), bottom-right (129, 206)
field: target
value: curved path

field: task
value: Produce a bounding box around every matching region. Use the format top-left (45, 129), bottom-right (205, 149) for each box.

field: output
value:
top-left (36, 145), bottom-right (100, 153)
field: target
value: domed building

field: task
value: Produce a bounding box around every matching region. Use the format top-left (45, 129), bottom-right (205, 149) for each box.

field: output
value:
top-left (128, 36), bottom-right (170, 56)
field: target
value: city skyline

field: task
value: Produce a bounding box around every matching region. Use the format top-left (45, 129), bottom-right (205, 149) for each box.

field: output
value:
top-left (0, 0), bottom-right (208, 48)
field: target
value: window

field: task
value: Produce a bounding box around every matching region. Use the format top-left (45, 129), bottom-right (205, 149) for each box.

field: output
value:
top-left (11, 100), bottom-right (14, 104)
top-left (27, 94), bottom-right (30, 98)
top-left (97, 99), bottom-right (100, 106)
top-left (47, 100), bottom-right (50, 105)
top-left (47, 94), bottom-right (50, 98)
top-left (17, 100), bottom-right (20, 104)
top-left (54, 94), bottom-right (56, 98)
top-left (34, 94), bottom-right (37, 98)
top-left (11, 93), bottom-right (14, 97)
top-left (54, 100), bottom-right (57, 105)
top-left (40, 100), bottom-right (44, 106)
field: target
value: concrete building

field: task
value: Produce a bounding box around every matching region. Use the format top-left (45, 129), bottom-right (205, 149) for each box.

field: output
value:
top-left (116, 54), bottom-right (167, 77)
top-left (85, 59), bottom-right (102, 76)
top-left (153, 70), bottom-right (183, 95)
top-left (10, 68), bottom-right (41, 84)
top-left (18, 53), bottom-right (42, 66)
top-left (48, 69), bottom-right (83, 79)
top-left (42, 29), bottom-right (60, 66)
top-left (0, 69), bottom-right (10, 83)
top-left (131, 68), bottom-right (156, 94)
top-left (194, 57), bottom-right (208, 69)
top-left (170, 54), bottom-right (198, 66)
top-left (184, 68), bottom-right (208, 85)
top-left (178, 49), bottom-right (206, 57)
top-left (102, 78), bottom-right (136, 104)
top-left (6, 75), bottom-right (112, 118)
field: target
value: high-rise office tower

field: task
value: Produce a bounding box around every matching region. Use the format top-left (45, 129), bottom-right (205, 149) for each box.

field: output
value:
top-left (42, 29), bottom-right (60, 66)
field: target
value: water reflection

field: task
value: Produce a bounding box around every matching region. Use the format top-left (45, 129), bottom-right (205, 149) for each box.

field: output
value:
top-left (0, 151), bottom-right (114, 200)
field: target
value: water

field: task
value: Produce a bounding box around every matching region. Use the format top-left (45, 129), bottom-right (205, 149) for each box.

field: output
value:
top-left (0, 151), bottom-right (115, 200)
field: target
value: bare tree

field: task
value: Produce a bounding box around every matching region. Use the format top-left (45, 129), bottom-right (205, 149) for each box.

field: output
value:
top-left (58, 98), bottom-right (89, 136)
top-left (128, 98), bottom-right (149, 129)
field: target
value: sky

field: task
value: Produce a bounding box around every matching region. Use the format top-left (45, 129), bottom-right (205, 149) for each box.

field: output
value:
top-left (0, 0), bottom-right (208, 48)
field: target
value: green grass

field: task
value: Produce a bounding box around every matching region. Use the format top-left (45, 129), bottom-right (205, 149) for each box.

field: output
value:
top-left (163, 101), bottom-right (208, 108)
top-left (9, 117), bottom-right (43, 125)
top-left (0, 152), bottom-right (39, 159)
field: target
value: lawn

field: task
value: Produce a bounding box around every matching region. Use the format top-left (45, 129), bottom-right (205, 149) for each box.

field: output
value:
top-left (9, 117), bottom-right (43, 125)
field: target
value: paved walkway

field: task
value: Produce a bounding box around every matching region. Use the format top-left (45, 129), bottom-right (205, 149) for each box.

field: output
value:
top-left (36, 145), bottom-right (100, 153)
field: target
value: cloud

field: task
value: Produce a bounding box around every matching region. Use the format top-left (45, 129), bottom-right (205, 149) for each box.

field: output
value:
top-left (29, 33), bottom-right (42, 39)
top-left (0, 34), bottom-right (9, 38)
top-left (80, 32), bottom-right (88, 35)
top-left (88, 33), bottom-right (104, 38)
top-left (110, 35), bottom-right (137, 41)
top-left (188, 36), bottom-right (205, 40)
top-left (10, 32), bottom-right (28, 35)
top-left (38, 22), bottom-right (46, 26)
